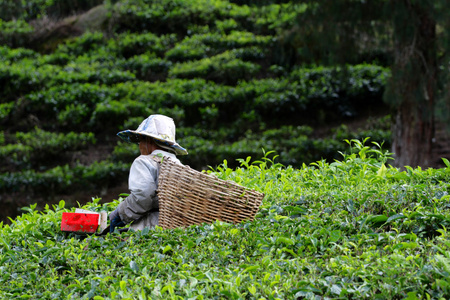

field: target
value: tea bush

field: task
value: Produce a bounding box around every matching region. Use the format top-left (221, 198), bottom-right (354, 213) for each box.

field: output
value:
top-left (0, 128), bottom-right (96, 171)
top-left (169, 51), bottom-right (261, 84)
top-left (0, 59), bottom-right (137, 101)
top-left (0, 19), bottom-right (33, 47)
top-left (56, 31), bottom-right (108, 57)
top-left (112, 32), bottom-right (177, 58)
top-left (0, 45), bottom-right (37, 62)
top-left (117, 55), bottom-right (173, 81)
top-left (0, 160), bottom-right (128, 195)
top-left (24, 83), bottom-right (112, 127)
top-left (1, 144), bottom-right (450, 299)
top-left (0, 62), bottom-right (51, 100)
top-left (251, 3), bottom-right (307, 34)
top-left (178, 126), bottom-right (367, 169)
top-left (112, 0), bottom-right (245, 33)
top-left (0, 0), bottom-right (102, 21)
top-left (165, 40), bottom-right (209, 62)
top-left (0, 102), bottom-right (14, 122)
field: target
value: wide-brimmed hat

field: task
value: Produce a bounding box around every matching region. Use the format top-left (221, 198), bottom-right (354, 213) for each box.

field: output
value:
top-left (117, 114), bottom-right (188, 155)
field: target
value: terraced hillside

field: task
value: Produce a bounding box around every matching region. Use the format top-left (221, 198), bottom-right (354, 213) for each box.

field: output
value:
top-left (0, 0), bottom-right (391, 221)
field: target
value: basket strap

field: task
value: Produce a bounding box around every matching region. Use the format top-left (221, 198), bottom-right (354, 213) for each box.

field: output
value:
top-left (150, 154), bottom-right (172, 164)
top-left (150, 155), bottom-right (163, 164)
top-left (149, 155), bottom-right (163, 182)
top-left (149, 154), bottom-right (168, 189)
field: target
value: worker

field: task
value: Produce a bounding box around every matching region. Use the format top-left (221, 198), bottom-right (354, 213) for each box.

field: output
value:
top-left (109, 114), bottom-right (188, 233)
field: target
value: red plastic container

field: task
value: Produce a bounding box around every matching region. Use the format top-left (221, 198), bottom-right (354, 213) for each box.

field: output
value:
top-left (61, 212), bottom-right (99, 234)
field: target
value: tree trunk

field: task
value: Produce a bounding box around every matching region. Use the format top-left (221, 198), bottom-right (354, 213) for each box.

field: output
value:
top-left (389, 0), bottom-right (437, 168)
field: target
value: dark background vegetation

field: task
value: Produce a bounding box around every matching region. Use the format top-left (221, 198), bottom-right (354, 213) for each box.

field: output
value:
top-left (1, 0), bottom-right (447, 222)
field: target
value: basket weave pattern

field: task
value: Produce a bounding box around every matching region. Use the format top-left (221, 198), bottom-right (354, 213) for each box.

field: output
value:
top-left (157, 159), bottom-right (264, 229)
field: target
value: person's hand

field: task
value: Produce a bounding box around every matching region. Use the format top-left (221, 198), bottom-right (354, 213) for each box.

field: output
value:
top-left (109, 209), bottom-right (125, 233)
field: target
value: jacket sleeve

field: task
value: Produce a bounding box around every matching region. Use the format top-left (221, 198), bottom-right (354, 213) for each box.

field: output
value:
top-left (117, 156), bottom-right (159, 224)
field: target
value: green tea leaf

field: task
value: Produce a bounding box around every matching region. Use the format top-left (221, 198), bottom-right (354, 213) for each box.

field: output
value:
top-left (377, 163), bottom-right (387, 177)
top-left (329, 230), bottom-right (342, 243)
top-left (163, 245), bottom-right (172, 254)
top-left (367, 215), bottom-right (388, 224)
top-left (248, 285), bottom-right (256, 295)
top-left (58, 200), bottom-right (65, 209)
top-left (120, 280), bottom-right (126, 292)
top-left (243, 265), bottom-right (259, 273)
top-left (442, 158), bottom-right (450, 168)
top-left (386, 214), bottom-right (406, 223)
top-left (189, 277), bottom-right (198, 289)
top-left (276, 236), bottom-right (294, 246)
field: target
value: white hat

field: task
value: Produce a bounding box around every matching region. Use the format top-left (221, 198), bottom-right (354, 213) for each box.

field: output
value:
top-left (117, 114), bottom-right (188, 155)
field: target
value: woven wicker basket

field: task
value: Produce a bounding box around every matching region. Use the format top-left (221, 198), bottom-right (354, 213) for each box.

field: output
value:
top-left (156, 158), bottom-right (264, 229)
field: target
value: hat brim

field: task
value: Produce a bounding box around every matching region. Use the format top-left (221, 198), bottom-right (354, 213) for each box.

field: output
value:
top-left (117, 130), bottom-right (188, 156)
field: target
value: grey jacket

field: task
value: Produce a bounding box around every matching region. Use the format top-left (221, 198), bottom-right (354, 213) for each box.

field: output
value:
top-left (117, 150), bottom-right (181, 231)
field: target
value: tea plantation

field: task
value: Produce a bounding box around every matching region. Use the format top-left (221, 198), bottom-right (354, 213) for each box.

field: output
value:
top-left (2, 141), bottom-right (450, 299)
top-left (3, 1), bottom-right (449, 298)
top-left (0, 0), bottom-right (391, 220)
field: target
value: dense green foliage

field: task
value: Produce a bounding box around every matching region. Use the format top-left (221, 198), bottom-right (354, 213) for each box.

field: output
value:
top-left (1, 1), bottom-right (447, 299)
top-left (1, 143), bottom-right (450, 298)
top-left (0, 0), bottom-right (391, 218)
